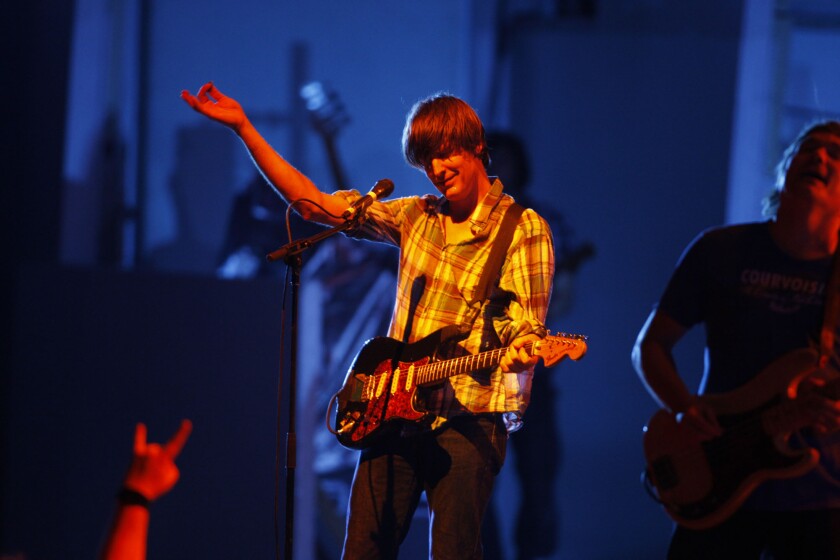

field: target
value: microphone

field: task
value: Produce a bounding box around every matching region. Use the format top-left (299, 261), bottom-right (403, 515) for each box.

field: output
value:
top-left (342, 179), bottom-right (394, 219)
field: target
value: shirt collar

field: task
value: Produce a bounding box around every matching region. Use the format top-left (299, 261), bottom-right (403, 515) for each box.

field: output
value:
top-left (428, 177), bottom-right (506, 237)
top-left (469, 178), bottom-right (505, 236)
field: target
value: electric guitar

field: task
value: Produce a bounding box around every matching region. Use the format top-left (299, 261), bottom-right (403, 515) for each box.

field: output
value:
top-left (300, 80), bottom-right (351, 189)
top-left (329, 325), bottom-right (588, 450)
top-left (642, 347), bottom-right (840, 530)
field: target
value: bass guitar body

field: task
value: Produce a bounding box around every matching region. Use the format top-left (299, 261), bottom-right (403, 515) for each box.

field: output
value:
top-left (642, 347), bottom-right (840, 530)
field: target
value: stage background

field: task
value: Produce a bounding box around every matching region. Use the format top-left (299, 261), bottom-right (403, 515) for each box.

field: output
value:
top-left (4, 1), bottom-right (840, 558)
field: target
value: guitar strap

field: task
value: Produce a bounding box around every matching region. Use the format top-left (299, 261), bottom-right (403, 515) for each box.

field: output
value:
top-left (819, 240), bottom-right (840, 367)
top-left (468, 202), bottom-right (526, 310)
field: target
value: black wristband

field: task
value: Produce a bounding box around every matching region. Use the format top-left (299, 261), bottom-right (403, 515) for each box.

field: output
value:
top-left (117, 487), bottom-right (151, 508)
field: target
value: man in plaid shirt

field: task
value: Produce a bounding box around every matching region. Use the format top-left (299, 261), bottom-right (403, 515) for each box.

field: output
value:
top-left (183, 82), bottom-right (555, 559)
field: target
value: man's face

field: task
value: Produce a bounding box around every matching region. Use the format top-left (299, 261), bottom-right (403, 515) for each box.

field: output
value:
top-left (783, 132), bottom-right (840, 212)
top-left (424, 148), bottom-right (485, 202)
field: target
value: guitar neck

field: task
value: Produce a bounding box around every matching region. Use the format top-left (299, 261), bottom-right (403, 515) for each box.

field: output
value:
top-left (414, 341), bottom-right (536, 387)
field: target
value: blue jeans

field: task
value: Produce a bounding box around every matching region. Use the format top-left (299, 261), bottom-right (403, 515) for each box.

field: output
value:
top-left (341, 414), bottom-right (508, 560)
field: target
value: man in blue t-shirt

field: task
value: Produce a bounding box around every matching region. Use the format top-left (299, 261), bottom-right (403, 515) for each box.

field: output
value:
top-left (632, 121), bottom-right (840, 559)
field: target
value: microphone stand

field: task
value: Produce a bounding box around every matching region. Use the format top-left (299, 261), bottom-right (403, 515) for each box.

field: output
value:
top-left (265, 216), bottom-right (360, 560)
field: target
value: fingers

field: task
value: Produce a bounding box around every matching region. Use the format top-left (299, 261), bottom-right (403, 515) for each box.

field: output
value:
top-left (197, 81), bottom-right (214, 102)
top-left (677, 403), bottom-right (722, 440)
top-left (500, 340), bottom-right (539, 373)
top-left (698, 406), bottom-right (723, 437)
top-left (205, 82), bottom-right (224, 100)
top-left (180, 82), bottom-right (217, 109)
top-left (514, 335), bottom-right (539, 366)
top-left (133, 422), bottom-right (148, 455)
top-left (517, 345), bottom-right (537, 368)
top-left (198, 81), bottom-right (225, 104)
top-left (814, 397), bottom-right (840, 433)
top-left (500, 347), bottom-right (521, 372)
top-left (164, 419), bottom-right (193, 459)
top-left (807, 376), bottom-right (827, 388)
top-left (500, 354), bottom-right (511, 373)
top-left (180, 89), bottom-right (197, 108)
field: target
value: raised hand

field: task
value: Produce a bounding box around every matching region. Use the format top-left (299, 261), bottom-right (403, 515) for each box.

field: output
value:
top-left (181, 82), bottom-right (247, 132)
top-left (100, 420), bottom-right (193, 560)
top-left (123, 419), bottom-right (193, 501)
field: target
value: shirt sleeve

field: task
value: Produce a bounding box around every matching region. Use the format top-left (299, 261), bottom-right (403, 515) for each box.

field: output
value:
top-left (494, 208), bottom-right (554, 343)
top-left (657, 229), bottom-right (714, 329)
top-left (331, 189), bottom-right (424, 246)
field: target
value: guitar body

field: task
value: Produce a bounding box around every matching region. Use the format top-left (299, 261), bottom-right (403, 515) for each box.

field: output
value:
top-left (333, 327), bottom-right (466, 450)
top-left (643, 348), bottom-right (831, 530)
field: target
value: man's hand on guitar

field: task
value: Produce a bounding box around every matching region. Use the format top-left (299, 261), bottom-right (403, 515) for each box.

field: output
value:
top-left (181, 82), bottom-right (248, 133)
top-left (674, 396), bottom-right (722, 440)
top-left (810, 394), bottom-right (840, 434)
top-left (796, 378), bottom-right (840, 434)
top-left (501, 334), bottom-right (541, 373)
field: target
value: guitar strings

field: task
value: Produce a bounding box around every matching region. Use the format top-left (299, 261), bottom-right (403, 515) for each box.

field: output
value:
top-left (360, 335), bottom-right (585, 398)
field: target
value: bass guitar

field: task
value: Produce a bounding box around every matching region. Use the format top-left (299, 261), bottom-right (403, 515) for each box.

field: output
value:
top-left (642, 347), bottom-right (840, 530)
top-left (328, 325), bottom-right (588, 450)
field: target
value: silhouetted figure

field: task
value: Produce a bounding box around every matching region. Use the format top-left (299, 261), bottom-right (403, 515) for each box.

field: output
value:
top-left (483, 130), bottom-right (594, 560)
top-left (216, 174), bottom-right (324, 279)
top-left (146, 125), bottom-right (235, 275)
top-left (633, 121), bottom-right (840, 558)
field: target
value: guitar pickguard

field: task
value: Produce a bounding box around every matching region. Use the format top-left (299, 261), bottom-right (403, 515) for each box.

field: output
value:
top-left (334, 335), bottom-right (441, 449)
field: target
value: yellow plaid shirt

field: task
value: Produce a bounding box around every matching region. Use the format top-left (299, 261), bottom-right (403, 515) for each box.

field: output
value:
top-left (335, 179), bottom-right (554, 430)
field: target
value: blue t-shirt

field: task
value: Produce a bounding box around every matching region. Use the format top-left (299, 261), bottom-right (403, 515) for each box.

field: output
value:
top-left (658, 221), bottom-right (840, 510)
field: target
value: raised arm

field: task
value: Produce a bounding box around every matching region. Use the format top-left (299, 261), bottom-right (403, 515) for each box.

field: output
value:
top-left (632, 310), bottom-right (721, 439)
top-left (100, 420), bottom-right (193, 560)
top-left (180, 82), bottom-right (348, 225)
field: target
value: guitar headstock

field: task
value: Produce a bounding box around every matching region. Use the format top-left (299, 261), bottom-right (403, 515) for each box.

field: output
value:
top-left (300, 81), bottom-right (350, 141)
top-left (535, 332), bottom-right (588, 367)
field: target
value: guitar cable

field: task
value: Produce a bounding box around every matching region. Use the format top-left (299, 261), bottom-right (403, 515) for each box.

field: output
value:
top-left (325, 392), bottom-right (342, 436)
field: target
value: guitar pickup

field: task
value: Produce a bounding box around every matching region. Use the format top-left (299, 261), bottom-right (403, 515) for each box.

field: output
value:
top-left (353, 373), bottom-right (370, 401)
